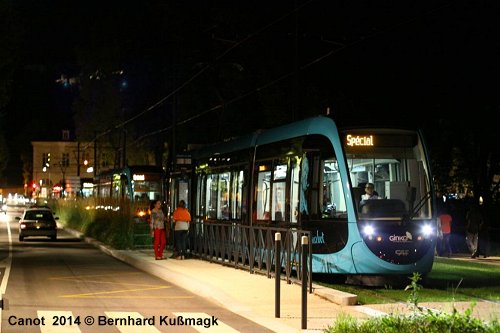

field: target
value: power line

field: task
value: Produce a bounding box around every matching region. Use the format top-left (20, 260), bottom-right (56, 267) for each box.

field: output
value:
top-left (128, 2), bottom-right (452, 146)
top-left (98, 1), bottom-right (315, 140)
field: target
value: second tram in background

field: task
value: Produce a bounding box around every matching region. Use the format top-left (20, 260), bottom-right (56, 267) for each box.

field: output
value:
top-left (170, 115), bottom-right (437, 280)
top-left (93, 165), bottom-right (165, 216)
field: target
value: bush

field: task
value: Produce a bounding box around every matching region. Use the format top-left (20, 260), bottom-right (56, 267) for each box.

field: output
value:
top-left (326, 310), bottom-right (499, 333)
top-left (54, 198), bottom-right (139, 249)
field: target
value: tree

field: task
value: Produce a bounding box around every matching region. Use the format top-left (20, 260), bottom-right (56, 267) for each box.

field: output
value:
top-left (427, 108), bottom-right (500, 204)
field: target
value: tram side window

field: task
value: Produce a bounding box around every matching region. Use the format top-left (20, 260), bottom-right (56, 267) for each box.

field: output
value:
top-left (112, 177), bottom-right (121, 199)
top-left (290, 158), bottom-right (300, 223)
top-left (230, 170), bottom-right (244, 220)
top-left (256, 169), bottom-right (271, 221)
top-left (206, 174), bottom-right (218, 219)
top-left (321, 159), bottom-right (346, 219)
top-left (196, 174), bottom-right (206, 218)
top-left (217, 172), bottom-right (230, 220)
top-left (272, 164), bottom-right (286, 221)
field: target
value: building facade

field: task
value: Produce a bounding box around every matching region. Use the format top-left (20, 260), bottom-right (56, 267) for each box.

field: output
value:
top-left (31, 141), bottom-right (96, 198)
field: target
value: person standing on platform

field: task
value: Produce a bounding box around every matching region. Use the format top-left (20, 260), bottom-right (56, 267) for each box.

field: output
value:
top-left (150, 200), bottom-right (167, 260)
top-left (173, 200), bottom-right (191, 260)
top-left (437, 207), bottom-right (453, 257)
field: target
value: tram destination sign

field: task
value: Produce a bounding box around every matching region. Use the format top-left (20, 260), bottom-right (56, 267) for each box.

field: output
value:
top-left (344, 133), bottom-right (417, 148)
top-left (345, 134), bottom-right (374, 147)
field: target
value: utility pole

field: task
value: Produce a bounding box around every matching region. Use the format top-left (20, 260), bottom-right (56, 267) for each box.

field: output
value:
top-left (77, 141), bottom-right (80, 177)
top-left (94, 132), bottom-right (98, 178)
top-left (122, 129), bottom-right (127, 167)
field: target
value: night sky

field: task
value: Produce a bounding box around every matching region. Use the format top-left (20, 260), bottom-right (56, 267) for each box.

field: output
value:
top-left (1, 0), bottom-right (499, 187)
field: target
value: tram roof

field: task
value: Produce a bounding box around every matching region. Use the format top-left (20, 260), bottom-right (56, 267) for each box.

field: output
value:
top-left (191, 116), bottom-right (339, 159)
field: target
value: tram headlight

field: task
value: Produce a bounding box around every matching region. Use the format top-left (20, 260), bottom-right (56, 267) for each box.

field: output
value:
top-left (362, 225), bottom-right (375, 236)
top-left (421, 223), bottom-right (433, 237)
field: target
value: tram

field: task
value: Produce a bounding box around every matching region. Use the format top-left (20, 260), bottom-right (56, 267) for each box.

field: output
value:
top-left (93, 165), bottom-right (165, 216)
top-left (176, 116), bottom-right (437, 277)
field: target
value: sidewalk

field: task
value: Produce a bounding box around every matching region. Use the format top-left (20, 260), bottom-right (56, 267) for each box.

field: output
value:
top-left (79, 232), bottom-right (499, 332)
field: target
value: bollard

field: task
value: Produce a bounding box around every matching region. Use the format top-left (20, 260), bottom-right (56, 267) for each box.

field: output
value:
top-left (275, 232), bottom-right (281, 318)
top-left (301, 235), bottom-right (308, 330)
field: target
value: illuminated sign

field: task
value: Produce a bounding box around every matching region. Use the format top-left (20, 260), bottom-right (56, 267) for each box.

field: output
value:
top-left (258, 165), bottom-right (270, 172)
top-left (346, 134), bottom-right (374, 147)
top-left (133, 174), bottom-right (145, 181)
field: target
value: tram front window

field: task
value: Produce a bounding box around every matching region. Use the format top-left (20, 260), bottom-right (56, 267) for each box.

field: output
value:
top-left (345, 131), bottom-right (432, 220)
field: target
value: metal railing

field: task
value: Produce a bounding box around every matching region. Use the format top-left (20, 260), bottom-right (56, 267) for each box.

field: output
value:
top-left (189, 222), bottom-right (312, 292)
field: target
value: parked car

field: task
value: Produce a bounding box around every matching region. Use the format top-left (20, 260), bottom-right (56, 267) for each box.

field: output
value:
top-left (16, 207), bottom-right (58, 241)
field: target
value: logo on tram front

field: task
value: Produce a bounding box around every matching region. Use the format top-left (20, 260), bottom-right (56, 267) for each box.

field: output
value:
top-left (312, 230), bottom-right (325, 244)
top-left (389, 231), bottom-right (413, 243)
top-left (395, 249), bottom-right (410, 256)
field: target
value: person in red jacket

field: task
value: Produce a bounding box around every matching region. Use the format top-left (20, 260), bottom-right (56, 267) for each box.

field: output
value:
top-left (150, 200), bottom-right (167, 260)
top-left (172, 200), bottom-right (191, 260)
top-left (437, 207), bottom-right (453, 257)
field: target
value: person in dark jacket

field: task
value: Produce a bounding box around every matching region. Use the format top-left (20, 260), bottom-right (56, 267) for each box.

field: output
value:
top-left (465, 202), bottom-right (484, 259)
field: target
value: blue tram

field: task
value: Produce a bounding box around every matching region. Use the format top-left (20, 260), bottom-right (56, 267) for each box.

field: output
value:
top-left (176, 116), bottom-right (437, 277)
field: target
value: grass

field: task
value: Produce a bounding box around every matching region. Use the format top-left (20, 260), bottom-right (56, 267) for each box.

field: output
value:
top-left (324, 273), bottom-right (500, 333)
top-left (318, 257), bottom-right (500, 305)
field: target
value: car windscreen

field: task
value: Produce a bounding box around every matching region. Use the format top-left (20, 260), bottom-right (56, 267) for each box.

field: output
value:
top-left (24, 211), bottom-right (53, 221)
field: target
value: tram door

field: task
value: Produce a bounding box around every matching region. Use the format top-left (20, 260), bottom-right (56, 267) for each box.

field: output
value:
top-left (168, 177), bottom-right (191, 212)
top-left (168, 175), bottom-right (191, 248)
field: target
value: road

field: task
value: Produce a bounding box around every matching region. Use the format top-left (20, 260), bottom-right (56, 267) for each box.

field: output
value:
top-left (0, 208), bottom-right (273, 333)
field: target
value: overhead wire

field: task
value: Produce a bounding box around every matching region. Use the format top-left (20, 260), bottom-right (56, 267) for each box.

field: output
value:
top-left (97, 0), bottom-right (315, 146)
top-left (128, 2), bottom-right (452, 147)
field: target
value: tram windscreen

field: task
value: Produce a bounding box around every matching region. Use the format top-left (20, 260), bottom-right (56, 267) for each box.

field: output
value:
top-left (132, 179), bottom-right (162, 201)
top-left (343, 130), bottom-right (432, 220)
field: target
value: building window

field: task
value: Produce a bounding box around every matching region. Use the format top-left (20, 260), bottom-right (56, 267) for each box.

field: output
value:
top-left (62, 153), bottom-right (70, 167)
top-left (101, 152), bottom-right (110, 168)
top-left (42, 153), bottom-right (51, 168)
top-left (62, 130), bottom-right (70, 140)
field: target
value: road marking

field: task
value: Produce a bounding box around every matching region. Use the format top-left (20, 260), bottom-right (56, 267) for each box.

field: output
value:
top-left (51, 272), bottom-right (142, 280)
top-left (38, 310), bottom-right (81, 333)
top-left (105, 312), bottom-right (161, 333)
top-left (0, 216), bottom-right (14, 333)
top-left (60, 284), bottom-right (194, 299)
top-left (52, 273), bottom-right (190, 300)
top-left (173, 312), bottom-right (240, 332)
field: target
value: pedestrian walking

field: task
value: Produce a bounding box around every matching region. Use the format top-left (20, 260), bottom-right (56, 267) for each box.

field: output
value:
top-left (477, 201), bottom-right (490, 258)
top-left (437, 207), bottom-right (453, 257)
top-left (172, 200), bottom-right (191, 260)
top-left (465, 201), bottom-right (484, 259)
top-left (150, 200), bottom-right (167, 260)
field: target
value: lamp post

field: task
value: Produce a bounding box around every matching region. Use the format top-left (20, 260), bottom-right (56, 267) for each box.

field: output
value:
top-left (42, 165), bottom-right (51, 198)
top-left (58, 162), bottom-right (67, 198)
